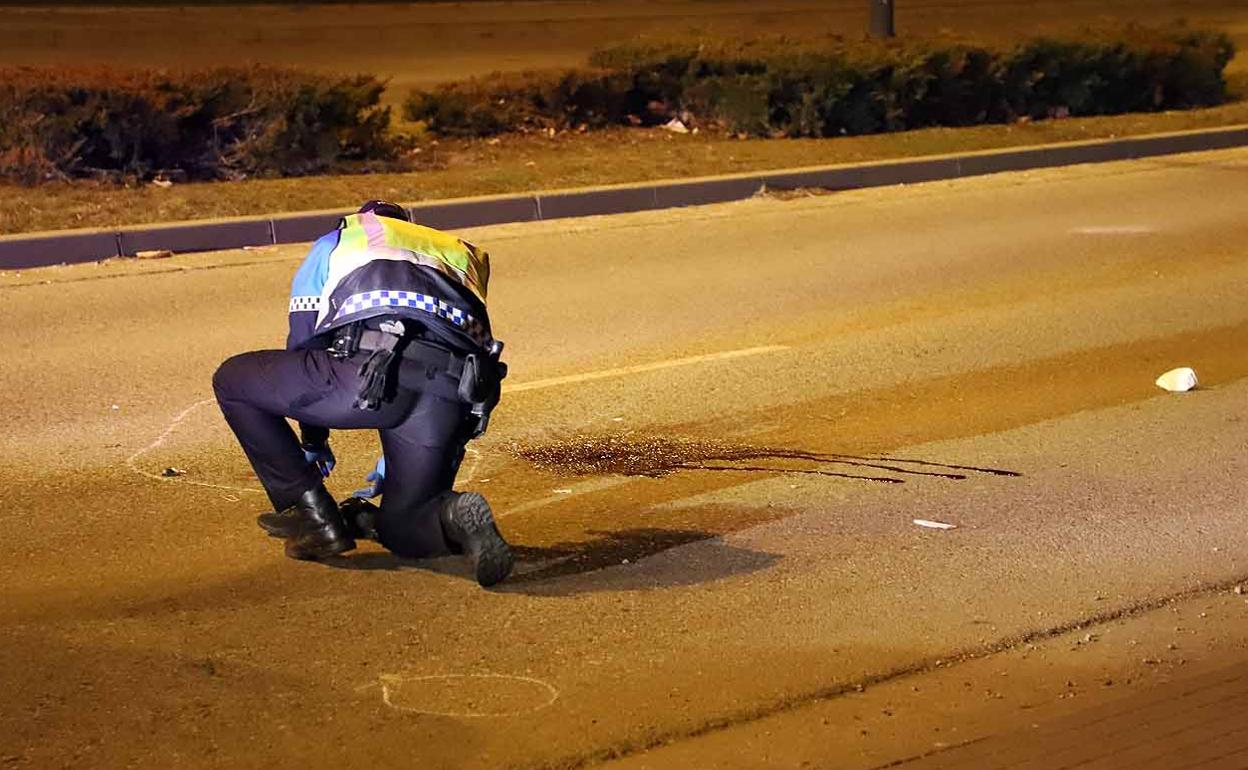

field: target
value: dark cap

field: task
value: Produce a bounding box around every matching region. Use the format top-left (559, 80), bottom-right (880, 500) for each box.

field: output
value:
top-left (358, 199), bottom-right (410, 222)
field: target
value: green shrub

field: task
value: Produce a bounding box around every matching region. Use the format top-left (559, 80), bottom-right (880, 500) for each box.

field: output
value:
top-left (405, 27), bottom-right (1235, 139)
top-left (1002, 29), bottom-right (1234, 119)
top-left (0, 66), bottom-right (396, 184)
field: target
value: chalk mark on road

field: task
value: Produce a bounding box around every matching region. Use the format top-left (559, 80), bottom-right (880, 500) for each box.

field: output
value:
top-left (459, 446), bottom-right (483, 485)
top-left (361, 673), bottom-right (560, 718)
top-left (126, 398), bottom-right (265, 495)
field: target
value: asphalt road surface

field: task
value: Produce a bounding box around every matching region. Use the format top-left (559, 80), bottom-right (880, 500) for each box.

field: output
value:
top-left (2, 148), bottom-right (1248, 769)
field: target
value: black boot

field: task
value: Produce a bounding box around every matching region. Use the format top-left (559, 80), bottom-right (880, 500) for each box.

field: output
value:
top-left (338, 497), bottom-right (380, 540)
top-left (278, 485), bottom-right (356, 560)
top-left (259, 496), bottom-right (378, 541)
top-left (257, 508), bottom-right (300, 539)
top-left (438, 491), bottom-right (513, 587)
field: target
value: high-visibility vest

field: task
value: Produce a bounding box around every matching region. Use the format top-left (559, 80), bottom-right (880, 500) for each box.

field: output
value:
top-left (331, 213), bottom-right (490, 304)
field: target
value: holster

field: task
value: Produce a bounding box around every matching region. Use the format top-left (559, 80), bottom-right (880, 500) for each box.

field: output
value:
top-left (458, 340), bottom-right (507, 438)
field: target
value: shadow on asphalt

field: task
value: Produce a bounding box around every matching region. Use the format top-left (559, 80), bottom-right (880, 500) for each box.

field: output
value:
top-left (323, 436), bottom-right (1022, 592)
top-left (326, 526), bottom-right (781, 595)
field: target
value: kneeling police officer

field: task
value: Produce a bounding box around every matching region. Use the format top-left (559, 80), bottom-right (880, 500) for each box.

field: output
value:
top-left (212, 200), bottom-right (512, 586)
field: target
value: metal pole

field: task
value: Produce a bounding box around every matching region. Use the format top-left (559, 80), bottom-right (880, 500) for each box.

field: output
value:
top-left (869, 0), bottom-right (895, 38)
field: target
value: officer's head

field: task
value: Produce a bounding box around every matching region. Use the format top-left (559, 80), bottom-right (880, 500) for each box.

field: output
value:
top-left (358, 199), bottom-right (410, 222)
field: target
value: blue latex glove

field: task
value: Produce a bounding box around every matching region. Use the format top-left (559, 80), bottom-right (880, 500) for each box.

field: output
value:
top-left (302, 444), bottom-right (336, 478)
top-left (352, 456), bottom-right (385, 499)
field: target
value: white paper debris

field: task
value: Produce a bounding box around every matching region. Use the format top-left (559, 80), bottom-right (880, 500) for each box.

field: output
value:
top-left (1155, 367), bottom-right (1198, 393)
top-left (661, 118), bottom-right (689, 134)
top-left (135, 249), bottom-right (174, 260)
top-left (913, 519), bottom-right (958, 530)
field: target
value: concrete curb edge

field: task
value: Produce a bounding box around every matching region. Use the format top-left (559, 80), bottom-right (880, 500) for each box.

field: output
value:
top-left (3, 124), bottom-right (1246, 270)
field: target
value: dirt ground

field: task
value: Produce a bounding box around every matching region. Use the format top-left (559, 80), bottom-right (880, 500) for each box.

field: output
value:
top-left (2, 149), bottom-right (1248, 768)
top-left (0, 0), bottom-right (1245, 106)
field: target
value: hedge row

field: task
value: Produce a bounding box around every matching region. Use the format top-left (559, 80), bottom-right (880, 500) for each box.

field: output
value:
top-left (404, 28), bottom-right (1236, 138)
top-left (0, 66), bottom-right (396, 184)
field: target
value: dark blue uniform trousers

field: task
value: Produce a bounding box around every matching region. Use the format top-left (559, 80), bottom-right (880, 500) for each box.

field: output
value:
top-left (212, 347), bottom-right (469, 558)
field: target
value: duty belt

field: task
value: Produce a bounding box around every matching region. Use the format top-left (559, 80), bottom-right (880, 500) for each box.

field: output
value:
top-left (356, 329), bottom-right (467, 379)
top-left (329, 325), bottom-right (465, 373)
top-left (331, 322), bottom-right (504, 436)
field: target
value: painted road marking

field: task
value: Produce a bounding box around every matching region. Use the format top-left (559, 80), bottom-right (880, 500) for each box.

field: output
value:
top-left (504, 344), bottom-right (791, 394)
top-left (1070, 225), bottom-right (1158, 235)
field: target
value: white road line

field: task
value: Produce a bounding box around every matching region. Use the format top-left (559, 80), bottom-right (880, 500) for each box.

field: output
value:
top-left (1070, 225), bottom-right (1158, 235)
top-left (503, 344), bottom-right (791, 394)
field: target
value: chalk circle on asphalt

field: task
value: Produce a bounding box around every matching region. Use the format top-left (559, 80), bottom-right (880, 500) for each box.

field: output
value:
top-left (371, 673), bottom-right (559, 717)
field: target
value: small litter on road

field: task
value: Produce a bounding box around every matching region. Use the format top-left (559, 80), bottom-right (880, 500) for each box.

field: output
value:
top-left (161, 467), bottom-right (186, 477)
top-left (1155, 367), bottom-right (1198, 392)
top-left (242, 245), bottom-right (279, 253)
top-left (913, 519), bottom-right (957, 530)
top-left (135, 249), bottom-right (174, 260)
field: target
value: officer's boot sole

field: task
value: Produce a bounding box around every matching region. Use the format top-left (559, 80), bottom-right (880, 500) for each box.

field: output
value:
top-left (446, 492), bottom-right (513, 587)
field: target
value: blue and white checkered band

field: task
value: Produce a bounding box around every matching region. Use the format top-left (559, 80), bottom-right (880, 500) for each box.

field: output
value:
top-left (332, 290), bottom-right (487, 345)
top-left (289, 295), bottom-right (320, 313)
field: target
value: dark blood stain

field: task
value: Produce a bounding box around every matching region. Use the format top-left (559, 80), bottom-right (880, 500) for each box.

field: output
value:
top-left (513, 434), bottom-right (1021, 485)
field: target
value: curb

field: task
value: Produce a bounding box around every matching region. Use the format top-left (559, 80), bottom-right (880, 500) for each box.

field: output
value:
top-left (2, 124), bottom-right (1246, 270)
